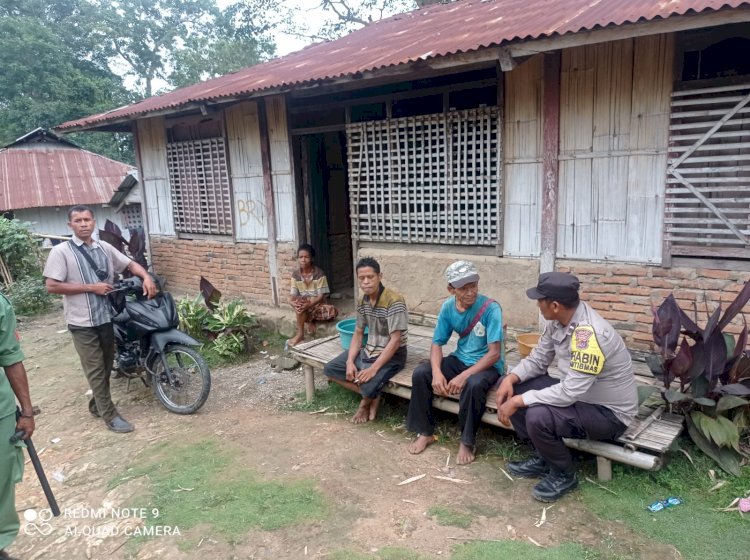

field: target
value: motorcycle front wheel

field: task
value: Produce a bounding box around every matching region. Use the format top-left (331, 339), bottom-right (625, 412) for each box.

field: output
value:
top-left (153, 344), bottom-right (211, 414)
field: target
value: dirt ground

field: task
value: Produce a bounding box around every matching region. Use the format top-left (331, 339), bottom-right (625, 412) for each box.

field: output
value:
top-left (8, 309), bottom-right (681, 560)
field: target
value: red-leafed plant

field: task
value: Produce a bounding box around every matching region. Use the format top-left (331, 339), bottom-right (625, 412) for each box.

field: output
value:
top-left (99, 219), bottom-right (149, 273)
top-left (650, 280), bottom-right (750, 475)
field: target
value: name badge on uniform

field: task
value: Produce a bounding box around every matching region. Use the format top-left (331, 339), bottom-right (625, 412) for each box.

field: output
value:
top-left (569, 325), bottom-right (605, 375)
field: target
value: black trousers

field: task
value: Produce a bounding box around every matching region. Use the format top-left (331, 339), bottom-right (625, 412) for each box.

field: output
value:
top-left (406, 355), bottom-right (500, 446)
top-left (509, 375), bottom-right (626, 473)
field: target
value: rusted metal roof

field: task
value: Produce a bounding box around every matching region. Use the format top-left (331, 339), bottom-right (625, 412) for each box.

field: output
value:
top-left (0, 133), bottom-right (133, 210)
top-left (58, 0), bottom-right (750, 131)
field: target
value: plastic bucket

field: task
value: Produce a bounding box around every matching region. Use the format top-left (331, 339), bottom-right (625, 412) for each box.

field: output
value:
top-left (336, 318), bottom-right (368, 350)
top-left (517, 333), bottom-right (541, 358)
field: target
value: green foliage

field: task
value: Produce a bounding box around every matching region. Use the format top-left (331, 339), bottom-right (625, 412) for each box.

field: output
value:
top-left (426, 505), bottom-right (472, 529)
top-left (111, 440), bottom-right (327, 539)
top-left (87, 0), bottom-right (281, 96)
top-left (0, 219), bottom-right (44, 281)
top-left (0, 3), bottom-right (133, 161)
top-left (651, 285), bottom-right (750, 474)
top-left (4, 276), bottom-right (53, 316)
top-left (176, 295), bottom-right (211, 339)
top-left (177, 295), bottom-right (257, 362)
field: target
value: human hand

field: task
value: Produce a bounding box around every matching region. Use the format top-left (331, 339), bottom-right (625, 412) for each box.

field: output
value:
top-left (356, 367), bottom-right (377, 384)
top-left (447, 373), bottom-right (468, 395)
top-left (16, 415), bottom-right (35, 440)
top-left (495, 375), bottom-right (516, 407)
top-left (142, 276), bottom-right (158, 299)
top-left (432, 371), bottom-right (449, 396)
top-left (346, 361), bottom-right (358, 382)
top-left (90, 282), bottom-right (113, 296)
top-left (497, 396), bottom-right (521, 427)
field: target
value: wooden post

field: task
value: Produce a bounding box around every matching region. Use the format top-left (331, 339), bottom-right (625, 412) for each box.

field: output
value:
top-left (540, 51), bottom-right (561, 276)
top-left (258, 98), bottom-right (280, 306)
top-left (540, 52), bottom-right (562, 332)
top-left (596, 456), bottom-right (613, 481)
top-left (304, 365), bottom-right (315, 403)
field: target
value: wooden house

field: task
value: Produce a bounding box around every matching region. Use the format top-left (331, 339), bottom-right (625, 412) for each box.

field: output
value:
top-left (0, 128), bottom-right (135, 238)
top-left (57, 0), bottom-right (750, 349)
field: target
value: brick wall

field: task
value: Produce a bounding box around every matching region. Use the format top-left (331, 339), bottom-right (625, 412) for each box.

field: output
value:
top-left (558, 260), bottom-right (750, 352)
top-left (151, 237), bottom-right (297, 305)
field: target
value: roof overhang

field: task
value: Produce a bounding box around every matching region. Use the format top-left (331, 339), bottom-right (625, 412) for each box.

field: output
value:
top-left (55, 5), bottom-right (750, 134)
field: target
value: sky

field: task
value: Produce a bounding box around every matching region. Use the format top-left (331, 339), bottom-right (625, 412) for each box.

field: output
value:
top-left (273, 0), bottom-right (331, 56)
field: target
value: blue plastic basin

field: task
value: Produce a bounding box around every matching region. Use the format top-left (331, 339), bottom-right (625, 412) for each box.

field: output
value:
top-left (336, 318), bottom-right (368, 350)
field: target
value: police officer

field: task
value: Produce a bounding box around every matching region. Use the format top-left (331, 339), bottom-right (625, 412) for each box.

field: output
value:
top-left (0, 294), bottom-right (35, 560)
top-left (496, 272), bottom-right (637, 502)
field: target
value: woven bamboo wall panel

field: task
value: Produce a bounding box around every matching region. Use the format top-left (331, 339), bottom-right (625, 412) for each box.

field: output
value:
top-left (166, 137), bottom-right (233, 235)
top-left (347, 107), bottom-right (501, 246)
top-left (666, 82), bottom-right (750, 259)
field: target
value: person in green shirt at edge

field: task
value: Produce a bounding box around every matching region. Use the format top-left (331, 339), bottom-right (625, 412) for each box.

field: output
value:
top-left (0, 294), bottom-right (36, 560)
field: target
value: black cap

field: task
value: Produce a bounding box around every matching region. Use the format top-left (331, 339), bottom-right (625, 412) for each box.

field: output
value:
top-left (526, 272), bottom-right (580, 301)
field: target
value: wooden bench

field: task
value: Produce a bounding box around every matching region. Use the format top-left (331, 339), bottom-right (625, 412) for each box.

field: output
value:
top-left (290, 320), bottom-right (683, 481)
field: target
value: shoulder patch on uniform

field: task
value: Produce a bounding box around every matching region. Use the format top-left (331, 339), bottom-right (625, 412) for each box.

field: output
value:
top-left (569, 325), bottom-right (605, 375)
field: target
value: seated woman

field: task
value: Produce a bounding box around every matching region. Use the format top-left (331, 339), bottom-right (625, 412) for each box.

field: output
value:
top-left (288, 244), bottom-right (338, 347)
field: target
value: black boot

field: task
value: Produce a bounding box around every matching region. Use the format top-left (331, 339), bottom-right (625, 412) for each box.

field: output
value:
top-left (532, 468), bottom-right (578, 502)
top-left (506, 455), bottom-right (549, 478)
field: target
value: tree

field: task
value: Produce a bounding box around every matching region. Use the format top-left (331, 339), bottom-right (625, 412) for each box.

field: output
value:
top-left (314, 0), bottom-right (454, 40)
top-left (88, 0), bottom-right (283, 97)
top-left (0, 4), bottom-right (134, 162)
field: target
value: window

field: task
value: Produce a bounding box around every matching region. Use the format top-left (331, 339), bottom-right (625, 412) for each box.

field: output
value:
top-left (347, 106), bottom-right (501, 246)
top-left (668, 27), bottom-right (750, 261)
top-left (166, 118), bottom-right (233, 236)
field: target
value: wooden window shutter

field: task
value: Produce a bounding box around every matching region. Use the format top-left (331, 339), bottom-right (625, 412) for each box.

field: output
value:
top-left (666, 83), bottom-right (750, 259)
top-left (346, 107), bottom-right (501, 247)
top-left (167, 137), bottom-right (233, 235)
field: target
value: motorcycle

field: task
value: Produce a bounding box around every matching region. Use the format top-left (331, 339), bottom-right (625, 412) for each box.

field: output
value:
top-left (109, 276), bottom-right (211, 414)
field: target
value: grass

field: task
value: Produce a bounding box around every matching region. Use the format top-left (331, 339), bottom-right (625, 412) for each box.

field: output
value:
top-left (426, 505), bottom-right (473, 529)
top-left (111, 440), bottom-right (327, 543)
top-left (326, 548), bottom-right (431, 560)
top-left (451, 541), bottom-right (618, 560)
top-left (578, 445), bottom-right (750, 560)
top-left (326, 542), bottom-right (614, 560)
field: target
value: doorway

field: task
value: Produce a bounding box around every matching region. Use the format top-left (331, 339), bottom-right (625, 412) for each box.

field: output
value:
top-left (295, 131), bottom-right (353, 295)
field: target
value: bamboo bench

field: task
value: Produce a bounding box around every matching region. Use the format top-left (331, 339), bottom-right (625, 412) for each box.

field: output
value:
top-left (290, 318), bottom-right (683, 481)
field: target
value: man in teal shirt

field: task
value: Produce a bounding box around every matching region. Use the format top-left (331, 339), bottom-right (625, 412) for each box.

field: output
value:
top-left (0, 294), bottom-right (35, 560)
top-left (407, 261), bottom-right (503, 465)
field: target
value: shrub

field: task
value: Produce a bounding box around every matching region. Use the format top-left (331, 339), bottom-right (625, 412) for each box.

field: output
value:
top-left (5, 276), bottom-right (53, 316)
top-left (650, 280), bottom-right (750, 475)
top-left (177, 293), bottom-right (257, 361)
top-left (0, 218), bottom-right (44, 284)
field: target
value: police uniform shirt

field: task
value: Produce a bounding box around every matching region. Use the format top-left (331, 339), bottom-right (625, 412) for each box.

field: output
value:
top-left (510, 301), bottom-right (638, 427)
top-left (0, 294), bottom-right (25, 421)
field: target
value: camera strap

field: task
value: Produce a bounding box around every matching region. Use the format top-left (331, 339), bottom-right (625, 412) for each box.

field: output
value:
top-left (69, 240), bottom-right (108, 281)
